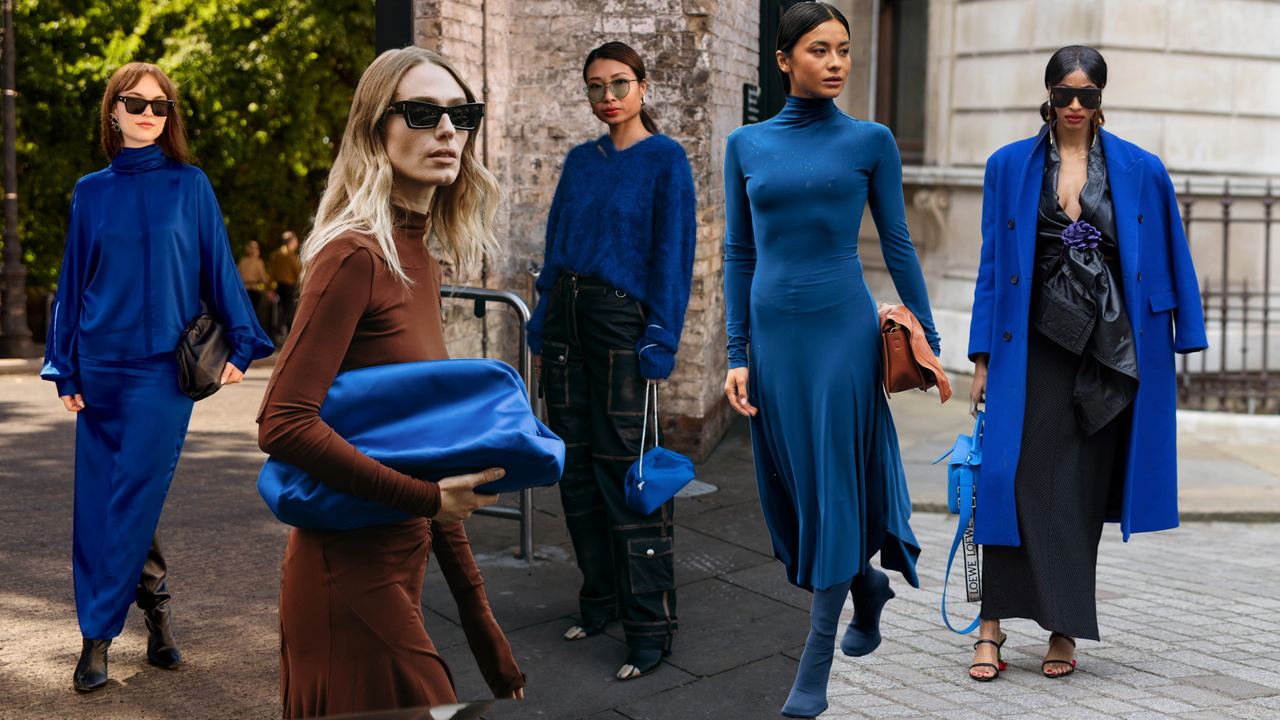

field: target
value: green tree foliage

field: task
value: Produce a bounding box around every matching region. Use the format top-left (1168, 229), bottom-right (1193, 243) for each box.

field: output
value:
top-left (5, 0), bottom-right (375, 289)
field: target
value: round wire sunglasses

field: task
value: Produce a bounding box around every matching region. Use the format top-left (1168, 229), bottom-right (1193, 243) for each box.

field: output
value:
top-left (583, 78), bottom-right (639, 104)
top-left (116, 96), bottom-right (176, 117)
top-left (384, 101), bottom-right (485, 131)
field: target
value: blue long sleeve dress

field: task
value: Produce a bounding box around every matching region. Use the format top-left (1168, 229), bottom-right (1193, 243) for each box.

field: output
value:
top-left (42, 144), bottom-right (272, 639)
top-left (723, 95), bottom-right (939, 594)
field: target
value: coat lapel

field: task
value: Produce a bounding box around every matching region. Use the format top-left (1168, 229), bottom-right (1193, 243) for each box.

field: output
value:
top-left (1101, 130), bottom-right (1144, 337)
top-left (1017, 126), bottom-right (1051, 284)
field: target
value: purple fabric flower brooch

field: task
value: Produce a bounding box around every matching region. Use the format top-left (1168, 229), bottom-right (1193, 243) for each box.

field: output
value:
top-left (1062, 220), bottom-right (1101, 251)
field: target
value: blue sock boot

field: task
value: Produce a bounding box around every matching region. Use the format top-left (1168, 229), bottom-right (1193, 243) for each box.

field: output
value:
top-left (840, 567), bottom-right (894, 657)
top-left (781, 579), bottom-right (852, 718)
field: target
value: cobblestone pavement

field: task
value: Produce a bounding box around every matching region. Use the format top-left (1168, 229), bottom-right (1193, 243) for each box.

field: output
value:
top-left (824, 518), bottom-right (1280, 720)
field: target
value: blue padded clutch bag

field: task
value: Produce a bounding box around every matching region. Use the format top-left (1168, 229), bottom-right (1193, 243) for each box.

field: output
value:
top-left (258, 358), bottom-right (565, 531)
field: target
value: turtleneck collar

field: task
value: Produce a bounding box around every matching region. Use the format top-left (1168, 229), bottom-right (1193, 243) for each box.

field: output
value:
top-left (394, 208), bottom-right (431, 231)
top-left (773, 94), bottom-right (839, 127)
top-left (111, 144), bottom-right (169, 174)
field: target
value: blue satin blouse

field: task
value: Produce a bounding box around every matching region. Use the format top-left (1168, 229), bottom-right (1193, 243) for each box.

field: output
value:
top-left (42, 144), bottom-right (272, 396)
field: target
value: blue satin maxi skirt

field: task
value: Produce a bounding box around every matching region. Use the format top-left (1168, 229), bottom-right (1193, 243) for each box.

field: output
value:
top-left (74, 355), bottom-right (194, 639)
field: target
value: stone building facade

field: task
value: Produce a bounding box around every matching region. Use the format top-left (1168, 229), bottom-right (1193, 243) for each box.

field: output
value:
top-left (409, 0), bottom-right (1280, 459)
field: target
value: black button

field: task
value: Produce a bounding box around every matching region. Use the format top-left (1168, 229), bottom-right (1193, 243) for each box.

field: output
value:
top-left (1012, 275), bottom-right (1019, 285)
top-left (1008, 219), bottom-right (1015, 229)
top-left (1140, 330), bottom-right (1143, 337)
top-left (1137, 272), bottom-right (1142, 281)
top-left (1138, 214), bottom-right (1144, 223)
top-left (1003, 332), bottom-right (1012, 341)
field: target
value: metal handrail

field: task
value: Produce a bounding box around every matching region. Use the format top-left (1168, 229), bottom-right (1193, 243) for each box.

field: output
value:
top-left (440, 285), bottom-right (536, 560)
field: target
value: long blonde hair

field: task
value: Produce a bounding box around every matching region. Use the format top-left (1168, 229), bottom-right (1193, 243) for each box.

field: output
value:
top-left (301, 47), bottom-right (500, 287)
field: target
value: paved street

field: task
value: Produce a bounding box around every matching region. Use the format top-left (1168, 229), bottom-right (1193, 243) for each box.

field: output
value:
top-left (2, 368), bottom-right (1280, 719)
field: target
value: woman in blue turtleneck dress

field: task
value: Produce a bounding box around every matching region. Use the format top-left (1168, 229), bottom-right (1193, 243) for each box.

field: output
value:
top-left (723, 5), bottom-right (939, 717)
top-left (42, 64), bottom-right (271, 692)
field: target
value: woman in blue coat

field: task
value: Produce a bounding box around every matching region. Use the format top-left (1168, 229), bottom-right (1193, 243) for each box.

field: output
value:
top-left (723, 4), bottom-right (938, 716)
top-left (41, 63), bottom-right (272, 692)
top-left (966, 47), bottom-right (1205, 681)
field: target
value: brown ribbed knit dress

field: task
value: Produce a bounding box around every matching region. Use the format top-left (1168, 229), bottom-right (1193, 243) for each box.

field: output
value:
top-left (257, 214), bottom-right (526, 718)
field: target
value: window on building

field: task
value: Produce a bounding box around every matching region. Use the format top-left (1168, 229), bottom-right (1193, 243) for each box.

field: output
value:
top-left (758, 0), bottom-right (811, 121)
top-left (875, 0), bottom-right (928, 164)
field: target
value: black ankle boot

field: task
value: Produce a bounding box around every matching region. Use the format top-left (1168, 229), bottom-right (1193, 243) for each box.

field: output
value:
top-left (145, 604), bottom-right (182, 668)
top-left (73, 638), bottom-right (111, 692)
top-left (137, 530), bottom-right (181, 668)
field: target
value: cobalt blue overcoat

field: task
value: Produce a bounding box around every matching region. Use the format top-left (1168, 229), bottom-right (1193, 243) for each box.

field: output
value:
top-left (968, 127), bottom-right (1207, 547)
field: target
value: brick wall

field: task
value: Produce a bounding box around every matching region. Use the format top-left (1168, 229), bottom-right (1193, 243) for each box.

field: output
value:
top-left (414, 0), bottom-right (759, 461)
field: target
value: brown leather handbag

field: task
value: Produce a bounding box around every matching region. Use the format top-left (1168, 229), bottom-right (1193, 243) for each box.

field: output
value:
top-left (878, 303), bottom-right (952, 402)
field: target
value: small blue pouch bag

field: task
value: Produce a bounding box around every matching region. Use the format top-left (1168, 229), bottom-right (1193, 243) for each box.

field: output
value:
top-left (257, 359), bottom-right (565, 531)
top-left (624, 383), bottom-right (695, 515)
top-left (933, 409), bottom-right (984, 633)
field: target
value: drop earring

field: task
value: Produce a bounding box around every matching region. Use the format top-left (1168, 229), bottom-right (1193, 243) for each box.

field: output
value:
top-left (109, 115), bottom-right (121, 133)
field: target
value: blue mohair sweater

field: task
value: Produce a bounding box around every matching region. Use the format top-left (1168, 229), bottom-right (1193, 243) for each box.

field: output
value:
top-left (527, 134), bottom-right (697, 379)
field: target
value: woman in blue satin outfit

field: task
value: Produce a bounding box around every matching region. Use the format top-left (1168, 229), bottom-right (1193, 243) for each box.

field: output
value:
top-left (41, 63), bottom-right (272, 692)
top-left (722, 4), bottom-right (940, 716)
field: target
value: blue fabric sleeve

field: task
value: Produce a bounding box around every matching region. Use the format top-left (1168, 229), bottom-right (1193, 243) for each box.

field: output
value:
top-left (41, 183), bottom-right (87, 397)
top-left (196, 172), bottom-right (273, 370)
top-left (867, 130), bottom-right (941, 355)
top-left (526, 156), bottom-right (572, 357)
top-left (968, 157), bottom-right (999, 361)
top-left (635, 150), bottom-right (697, 380)
top-left (723, 134), bottom-right (755, 370)
top-left (1159, 164), bottom-right (1208, 353)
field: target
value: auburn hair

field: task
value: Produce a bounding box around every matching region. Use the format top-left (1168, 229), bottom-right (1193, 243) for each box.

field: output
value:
top-left (100, 63), bottom-right (191, 164)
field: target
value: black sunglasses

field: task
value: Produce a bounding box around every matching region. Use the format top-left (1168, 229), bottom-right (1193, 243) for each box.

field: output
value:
top-left (117, 95), bottom-right (176, 117)
top-left (1049, 86), bottom-right (1102, 110)
top-left (385, 101), bottom-right (485, 131)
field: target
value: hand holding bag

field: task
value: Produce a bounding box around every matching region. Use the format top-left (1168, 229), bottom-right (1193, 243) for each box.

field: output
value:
top-left (257, 359), bottom-right (565, 531)
top-left (878, 303), bottom-right (952, 402)
top-left (624, 383), bottom-right (696, 516)
top-left (932, 409), bottom-right (984, 634)
top-left (176, 301), bottom-right (233, 401)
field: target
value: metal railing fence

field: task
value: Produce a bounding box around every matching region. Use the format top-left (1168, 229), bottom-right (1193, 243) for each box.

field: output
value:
top-left (1178, 180), bottom-right (1279, 414)
top-left (441, 285), bottom-right (538, 560)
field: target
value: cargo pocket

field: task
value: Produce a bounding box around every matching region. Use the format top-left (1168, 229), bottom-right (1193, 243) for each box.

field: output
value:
top-left (608, 349), bottom-right (645, 416)
top-left (626, 537), bottom-right (675, 595)
top-left (543, 341), bottom-right (571, 408)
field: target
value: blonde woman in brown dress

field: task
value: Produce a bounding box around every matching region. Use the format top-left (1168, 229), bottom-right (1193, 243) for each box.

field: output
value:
top-left (257, 47), bottom-right (525, 717)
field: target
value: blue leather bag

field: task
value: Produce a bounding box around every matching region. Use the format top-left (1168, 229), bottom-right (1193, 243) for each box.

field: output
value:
top-left (933, 409), bottom-right (984, 633)
top-left (258, 359), bottom-right (565, 531)
top-left (624, 383), bottom-right (695, 515)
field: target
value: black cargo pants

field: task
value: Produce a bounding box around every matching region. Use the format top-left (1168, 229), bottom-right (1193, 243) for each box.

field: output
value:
top-left (539, 272), bottom-right (677, 651)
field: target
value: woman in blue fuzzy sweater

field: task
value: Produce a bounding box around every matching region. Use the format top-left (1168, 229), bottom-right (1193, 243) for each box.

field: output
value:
top-left (527, 41), bottom-right (696, 681)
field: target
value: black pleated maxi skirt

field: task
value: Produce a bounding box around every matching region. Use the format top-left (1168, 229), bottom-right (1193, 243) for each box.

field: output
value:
top-left (979, 324), bottom-right (1129, 641)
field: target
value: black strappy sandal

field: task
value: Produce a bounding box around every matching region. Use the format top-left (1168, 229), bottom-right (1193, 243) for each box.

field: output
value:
top-left (968, 633), bottom-right (1007, 682)
top-left (1042, 632), bottom-right (1077, 678)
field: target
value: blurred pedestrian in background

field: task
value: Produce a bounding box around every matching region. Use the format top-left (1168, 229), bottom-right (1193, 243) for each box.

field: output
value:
top-left (269, 230), bottom-right (302, 340)
top-left (42, 61), bottom-right (272, 693)
top-left (237, 239), bottom-right (270, 326)
top-left (526, 40), bottom-right (696, 681)
top-left (257, 47), bottom-right (525, 717)
top-left (966, 45), bottom-right (1206, 682)
top-left (722, 4), bottom-right (940, 716)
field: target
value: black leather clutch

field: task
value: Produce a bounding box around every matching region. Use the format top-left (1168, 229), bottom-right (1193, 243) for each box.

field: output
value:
top-left (175, 304), bottom-right (233, 401)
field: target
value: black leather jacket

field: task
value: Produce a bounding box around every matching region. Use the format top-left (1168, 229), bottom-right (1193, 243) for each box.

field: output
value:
top-left (1031, 133), bottom-right (1139, 436)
